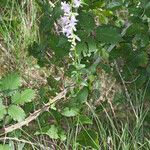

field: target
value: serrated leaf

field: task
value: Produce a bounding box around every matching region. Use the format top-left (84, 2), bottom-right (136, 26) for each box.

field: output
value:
top-left (39, 15), bottom-right (54, 33)
top-left (12, 89), bottom-right (35, 105)
top-left (76, 30), bottom-right (89, 41)
top-left (77, 129), bottom-right (100, 149)
top-left (96, 25), bottom-right (122, 43)
top-left (49, 35), bottom-right (70, 58)
top-left (0, 144), bottom-right (12, 150)
top-left (78, 12), bottom-right (95, 32)
top-left (46, 125), bottom-right (59, 139)
top-left (61, 107), bottom-right (79, 117)
top-left (0, 73), bottom-right (21, 91)
top-left (8, 105), bottom-right (26, 122)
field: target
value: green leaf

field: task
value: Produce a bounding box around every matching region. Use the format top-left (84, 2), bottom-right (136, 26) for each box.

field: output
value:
top-left (99, 63), bottom-right (111, 74)
top-left (49, 35), bottom-right (70, 58)
top-left (59, 130), bottom-right (67, 141)
top-left (145, 8), bottom-right (150, 17)
top-left (87, 38), bottom-right (98, 54)
top-left (135, 70), bottom-right (147, 88)
top-left (28, 42), bottom-right (48, 67)
top-left (0, 144), bottom-right (12, 150)
top-left (0, 0), bottom-right (9, 7)
top-left (61, 107), bottom-right (79, 117)
top-left (0, 73), bottom-right (21, 91)
top-left (49, 109), bottom-right (62, 123)
top-left (107, 2), bottom-right (122, 10)
top-left (47, 75), bottom-right (60, 90)
top-left (146, 64), bottom-right (150, 74)
top-left (138, 33), bottom-right (149, 47)
top-left (76, 30), bottom-right (89, 41)
top-left (135, 52), bottom-right (148, 67)
top-left (76, 42), bottom-right (88, 57)
top-left (46, 125), bottom-right (59, 139)
top-left (96, 25), bottom-right (122, 44)
top-left (126, 23), bottom-right (148, 36)
top-left (76, 87), bottom-right (89, 104)
top-left (78, 12), bottom-right (95, 32)
top-left (34, 125), bottom-right (51, 135)
top-left (77, 129), bottom-right (100, 149)
top-left (78, 115), bottom-right (93, 125)
top-left (8, 105), bottom-right (26, 122)
top-left (52, 3), bottom-right (63, 19)
top-left (12, 89), bottom-right (35, 105)
top-left (0, 101), bottom-right (6, 120)
top-left (39, 15), bottom-right (54, 33)
top-left (141, 0), bottom-right (150, 18)
top-left (100, 48), bottom-right (109, 61)
top-left (141, 0), bottom-right (150, 9)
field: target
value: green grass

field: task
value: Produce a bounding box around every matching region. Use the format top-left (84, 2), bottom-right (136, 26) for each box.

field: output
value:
top-left (0, 0), bottom-right (38, 67)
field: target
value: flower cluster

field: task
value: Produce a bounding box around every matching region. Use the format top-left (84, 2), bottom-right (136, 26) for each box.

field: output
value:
top-left (58, 0), bottom-right (82, 49)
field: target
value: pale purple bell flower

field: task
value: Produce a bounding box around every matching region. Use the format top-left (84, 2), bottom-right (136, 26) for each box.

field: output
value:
top-left (60, 16), bottom-right (69, 25)
top-left (73, 0), bottom-right (81, 8)
top-left (58, 1), bottom-right (81, 46)
top-left (66, 15), bottom-right (77, 31)
top-left (63, 26), bottom-right (73, 37)
top-left (61, 1), bottom-right (71, 14)
top-left (70, 15), bottom-right (78, 24)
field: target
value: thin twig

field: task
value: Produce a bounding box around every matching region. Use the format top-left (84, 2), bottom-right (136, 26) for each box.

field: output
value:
top-left (0, 89), bottom-right (67, 135)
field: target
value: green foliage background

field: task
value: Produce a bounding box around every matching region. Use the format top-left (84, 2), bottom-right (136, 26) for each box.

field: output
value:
top-left (0, 0), bottom-right (150, 149)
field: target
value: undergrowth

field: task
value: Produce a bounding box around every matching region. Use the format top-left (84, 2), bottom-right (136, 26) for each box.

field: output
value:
top-left (0, 0), bottom-right (150, 150)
